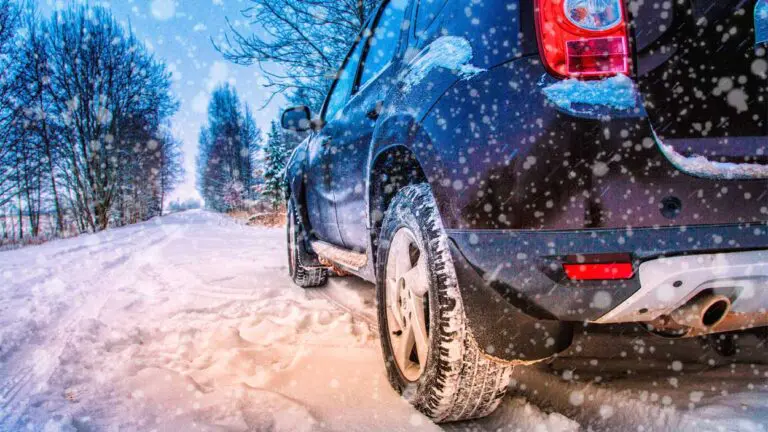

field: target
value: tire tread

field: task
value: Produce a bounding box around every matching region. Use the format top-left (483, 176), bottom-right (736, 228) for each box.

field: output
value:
top-left (377, 184), bottom-right (510, 423)
top-left (287, 200), bottom-right (328, 288)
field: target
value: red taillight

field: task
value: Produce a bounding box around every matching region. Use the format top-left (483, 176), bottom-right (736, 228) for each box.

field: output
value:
top-left (563, 263), bottom-right (634, 280)
top-left (534, 0), bottom-right (630, 79)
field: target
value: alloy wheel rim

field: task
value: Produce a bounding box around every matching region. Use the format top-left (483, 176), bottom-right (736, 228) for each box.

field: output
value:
top-left (385, 228), bottom-right (430, 382)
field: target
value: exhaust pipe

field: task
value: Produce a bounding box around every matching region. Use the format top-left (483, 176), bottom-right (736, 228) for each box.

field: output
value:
top-left (671, 294), bottom-right (731, 330)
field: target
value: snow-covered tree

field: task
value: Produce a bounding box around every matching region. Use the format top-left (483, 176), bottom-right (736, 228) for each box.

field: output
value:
top-left (197, 85), bottom-right (261, 212)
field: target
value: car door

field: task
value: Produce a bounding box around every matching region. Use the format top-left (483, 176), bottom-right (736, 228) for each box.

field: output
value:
top-left (328, 0), bottom-right (412, 251)
top-left (305, 35), bottom-right (367, 247)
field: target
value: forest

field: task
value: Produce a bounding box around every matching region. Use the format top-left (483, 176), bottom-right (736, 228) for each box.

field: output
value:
top-left (0, 1), bottom-right (182, 244)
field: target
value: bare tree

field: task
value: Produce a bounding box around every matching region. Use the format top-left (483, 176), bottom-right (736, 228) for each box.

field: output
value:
top-left (0, 3), bottom-right (184, 243)
top-left (215, 0), bottom-right (379, 109)
top-left (158, 133), bottom-right (185, 215)
top-left (0, 0), bottom-right (24, 210)
top-left (15, 5), bottom-right (65, 232)
top-left (44, 6), bottom-right (178, 230)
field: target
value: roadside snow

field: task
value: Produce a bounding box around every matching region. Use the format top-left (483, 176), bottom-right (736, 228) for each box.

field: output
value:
top-left (398, 36), bottom-right (485, 92)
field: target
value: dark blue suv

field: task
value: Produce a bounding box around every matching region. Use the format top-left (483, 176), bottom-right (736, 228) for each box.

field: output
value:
top-left (282, 0), bottom-right (768, 422)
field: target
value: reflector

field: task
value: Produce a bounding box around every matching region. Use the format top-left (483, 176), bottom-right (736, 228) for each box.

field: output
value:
top-left (563, 262), bottom-right (634, 280)
top-left (566, 36), bottom-right (627, 76)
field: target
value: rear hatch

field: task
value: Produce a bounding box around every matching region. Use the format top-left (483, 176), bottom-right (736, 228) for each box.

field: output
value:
top-left (631, 0), bottom-right (768, 164)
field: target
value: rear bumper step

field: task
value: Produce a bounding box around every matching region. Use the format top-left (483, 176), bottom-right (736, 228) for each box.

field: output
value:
top-left (596, 249), bottom-right (768, 324)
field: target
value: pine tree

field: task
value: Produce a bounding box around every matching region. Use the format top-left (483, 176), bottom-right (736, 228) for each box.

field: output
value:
top-left (261, 121), bottom-right (290, 209)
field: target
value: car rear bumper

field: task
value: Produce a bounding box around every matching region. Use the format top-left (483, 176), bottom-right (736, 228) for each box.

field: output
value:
top-left (447, 223), bottom-right (768, 361)
top-left (596, 249), bottom-right (768, 324)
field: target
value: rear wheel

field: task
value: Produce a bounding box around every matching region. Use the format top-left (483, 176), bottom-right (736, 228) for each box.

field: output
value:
top-left (376, 184), bottom-right (511, 423)
top-left (287, 198), bottom-right (327, 288)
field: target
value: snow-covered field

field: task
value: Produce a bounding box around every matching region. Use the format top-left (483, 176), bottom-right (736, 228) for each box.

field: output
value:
top-left (1, 210), bottom-right (767, 431)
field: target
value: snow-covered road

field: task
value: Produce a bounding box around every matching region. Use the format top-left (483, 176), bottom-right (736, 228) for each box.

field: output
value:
top-left (1, 210), bottom-right (767, 431)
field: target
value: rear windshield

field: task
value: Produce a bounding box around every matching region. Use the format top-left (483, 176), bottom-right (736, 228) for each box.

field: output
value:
top-left (414, 0), bottom-right (537, 69)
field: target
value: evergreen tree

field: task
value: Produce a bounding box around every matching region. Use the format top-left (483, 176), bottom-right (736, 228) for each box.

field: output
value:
top-left (241, 105), bottom-right (262, 199)
top-left (261, 121), bottom-right (291, 209)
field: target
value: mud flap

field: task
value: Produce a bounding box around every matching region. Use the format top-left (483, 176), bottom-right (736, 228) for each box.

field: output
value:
top-left (448, 241), bottom-right (573, 362)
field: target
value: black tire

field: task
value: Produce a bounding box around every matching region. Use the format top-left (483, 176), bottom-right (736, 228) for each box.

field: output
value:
top-left (375, 184), bottom-right (511, 423)
top-left (287, 198), bottom-right (327, 288)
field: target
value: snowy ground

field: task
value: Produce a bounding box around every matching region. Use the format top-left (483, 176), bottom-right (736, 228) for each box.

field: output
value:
top-left (1, 210), bottom-right (767, 431)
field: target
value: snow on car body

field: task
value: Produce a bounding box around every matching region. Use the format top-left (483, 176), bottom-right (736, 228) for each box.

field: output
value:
top-left (281, 0), bottom-right (768, 422)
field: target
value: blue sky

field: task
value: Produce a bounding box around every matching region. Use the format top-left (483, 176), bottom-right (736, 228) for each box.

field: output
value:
top-left (39, 0), bottom-right (284, 202)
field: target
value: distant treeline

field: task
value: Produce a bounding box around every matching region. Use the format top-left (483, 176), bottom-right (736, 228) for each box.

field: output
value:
top-left (0, 2), bottom-right (182, 241)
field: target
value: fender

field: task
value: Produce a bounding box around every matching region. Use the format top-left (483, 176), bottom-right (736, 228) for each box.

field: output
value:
top-left (364, 93), bottom-right (468, 235)
top-left (283, 137), bottom-right (310, 213)
top-left (363, 111), bottom-right (450, 262)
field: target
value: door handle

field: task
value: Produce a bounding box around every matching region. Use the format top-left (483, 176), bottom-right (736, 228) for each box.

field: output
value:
top-left (366, 101), bottom-right (384, 120)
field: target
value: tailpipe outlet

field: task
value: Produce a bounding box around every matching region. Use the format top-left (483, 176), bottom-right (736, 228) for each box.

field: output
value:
top-left (671, 294), bottom-right (731, 330)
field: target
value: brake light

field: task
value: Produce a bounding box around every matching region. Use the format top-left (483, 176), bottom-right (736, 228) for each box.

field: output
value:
top-left (535, 0), bottom-right (630, 79)
top-left (563, 263), bottom-right (634, 280)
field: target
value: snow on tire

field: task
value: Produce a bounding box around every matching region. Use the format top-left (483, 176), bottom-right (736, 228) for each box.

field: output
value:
top-left (287, 199), bottom-right (327, 288)
top-left (375, 184), bottom-right (511, 423)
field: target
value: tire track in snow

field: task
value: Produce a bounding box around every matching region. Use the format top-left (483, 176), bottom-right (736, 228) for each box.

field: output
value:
top-left (305, 282), bottom-right (379, 333)
top-left (0, 223), bottom-right (183, 430)
top-left (0, 306), bottom-right (100, 429)
top-left (0, 367), bottom-right (34, 412)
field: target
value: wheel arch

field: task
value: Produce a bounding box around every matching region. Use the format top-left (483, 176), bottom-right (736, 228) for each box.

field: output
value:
top-left (365, 114), bottom-right (449, 267)
top-left (283, 141), bottom-right (325, 270)
top-left (283, 141), bottom-right (312, 227)
top-left (366, 147), bottom-right (428, 272)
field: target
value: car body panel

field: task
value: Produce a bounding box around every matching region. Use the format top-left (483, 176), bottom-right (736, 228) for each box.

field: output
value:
top-left (283, 0), bottom-right (768, 361)
top-left (335, 67), bottom-right (399, 251)
top-left (305, 129), bottom-right (346, 246)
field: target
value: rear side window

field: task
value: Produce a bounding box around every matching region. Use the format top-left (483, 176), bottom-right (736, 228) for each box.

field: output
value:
top-left (358, 0), bottom-right (409, 86)
top-left (324, 39), bottom-right (366, 120)
top-left (415, 0), bottom-right (447, 36)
